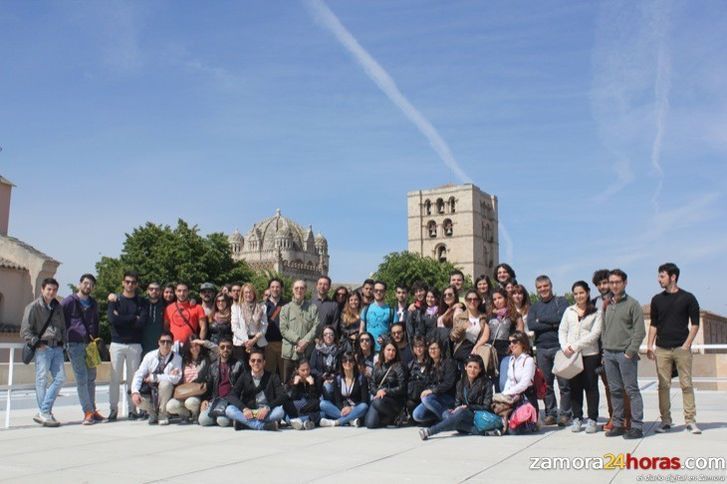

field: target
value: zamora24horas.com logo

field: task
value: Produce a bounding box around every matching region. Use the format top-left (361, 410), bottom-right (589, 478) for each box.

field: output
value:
top-left (529, 454), bottom-right (726, 471)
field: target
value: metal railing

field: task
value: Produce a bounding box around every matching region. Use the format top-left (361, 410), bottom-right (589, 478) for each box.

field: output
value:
top-left (1, 342), bottom-right (129, 429)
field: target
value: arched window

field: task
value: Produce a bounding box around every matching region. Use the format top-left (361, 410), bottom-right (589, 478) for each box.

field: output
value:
top-left (449, 196), bottom-right (456, 213)
top-left (424, 199), bottom-right (432, 215)
top-left (435, 244), bottom-right (447, 262)
top-left (436, 198), bottom-right (445, 214)
top-left (427, 220), bottom-right (437, 238)
top-left (443, 218), bottom-right (453, 236)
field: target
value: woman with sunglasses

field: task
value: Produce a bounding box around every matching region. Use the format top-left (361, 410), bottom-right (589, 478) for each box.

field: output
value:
top-left (319, 351), bottom-right (370, 427)
top-left (310, 325), bottom-right (340, 398)
top-left (208, 292), bottom-right (233, 345)
top-left (499, 331), bottom-right (539, 430)
top-left (339, 292), bottom-right (363, 353)
top-left (436, 286), bottom-right (464, 352)
top-left (355, 331), bottom-right (375, 378)
top-left (412, 339), bottom-right (457, 425)
top-left (166, 338), bottom-right (215, 424)
top-left (333, 286), bottom-right (349, 312)
top-left (365, 340), bottom-right (407, 429)
top-left (419, 354), bottom-right (496, 440)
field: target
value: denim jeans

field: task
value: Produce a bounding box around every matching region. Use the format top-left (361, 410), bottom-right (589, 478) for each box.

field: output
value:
top-left (67, 342), bottom-right (97, 413)
top-left (35, 346), bottom-right (65, 415)
top-left (429, 407), bottom-right (477, 436)
top-left (412, 393), bottom-right (455, 423)
top-left (603, 350), bottom-right (644, 430)
top-left (225, 405), bottom-right (285, 430)
top-left (536, 345), bottom-right (571, 418)
top-left (319, 399), bottom-right (368, 425)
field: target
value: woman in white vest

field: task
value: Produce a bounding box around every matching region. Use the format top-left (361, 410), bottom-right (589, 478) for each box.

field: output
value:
top-left (558, 280), bottom-right (602, 434)
top-left (231, 283), bottom-right (268, 364)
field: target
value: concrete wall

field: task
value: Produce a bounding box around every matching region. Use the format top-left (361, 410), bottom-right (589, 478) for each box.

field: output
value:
top-left (0, 268), bottom-right (33, 328)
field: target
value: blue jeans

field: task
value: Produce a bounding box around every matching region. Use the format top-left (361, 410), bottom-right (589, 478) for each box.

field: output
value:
top-left (319, 399), bottom-right (368, 425)
top-left (429, 407), bottom-right (477, 436)
top-left (67, 342), bottom-right (97, 413)
top-left (35, 346), bottom-right (66, 415)
top-left (225, 405), bottom-right (285, 430)
top-left (412, 393), bottom-right (455, 423)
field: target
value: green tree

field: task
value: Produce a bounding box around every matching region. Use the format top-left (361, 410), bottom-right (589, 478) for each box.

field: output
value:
top-left (373, 251), bottom-right (473, 302)
top-left (93, 219), bottom-right (256, 342)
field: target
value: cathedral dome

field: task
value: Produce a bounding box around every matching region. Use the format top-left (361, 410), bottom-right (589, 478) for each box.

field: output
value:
top-left (244, 209), bottom-right (307, 252)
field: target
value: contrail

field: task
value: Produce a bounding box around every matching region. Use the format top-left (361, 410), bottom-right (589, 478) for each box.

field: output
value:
top-left (650, 3), bottom-right (671, 210)
top-left (306, 0), bottom-right (472, 184)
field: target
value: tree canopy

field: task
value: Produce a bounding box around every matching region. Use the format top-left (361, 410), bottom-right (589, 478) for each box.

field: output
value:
top-left (373, 251), bottom-right (473, 299)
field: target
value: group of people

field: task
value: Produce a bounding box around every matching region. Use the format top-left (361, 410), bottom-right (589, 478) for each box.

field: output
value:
top-left (21, 262), bottom-right (702, 441)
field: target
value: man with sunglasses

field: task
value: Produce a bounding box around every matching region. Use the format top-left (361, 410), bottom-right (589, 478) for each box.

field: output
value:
top-left (224, 348), bottom-right (287, 431)
top-left (131, 330), bottom-right (182, 425)
top-left (108, 270), bottom-right (147, 421)
top-left (361, 281), bottom-right (394, 352)
top-left (199, 337), bottom-right (246, 427)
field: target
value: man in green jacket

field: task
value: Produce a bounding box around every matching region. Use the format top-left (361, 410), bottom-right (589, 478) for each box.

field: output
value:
top-left (601, 269), bottom-right (645, 440)
top-left (279, 280), bottom-right (319, 383)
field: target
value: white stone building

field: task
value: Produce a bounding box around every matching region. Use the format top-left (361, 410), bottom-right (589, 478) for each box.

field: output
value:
top-left (228, 209), bottom-right (329, 288)
top-left (407, 183), bottom-right (499, 279)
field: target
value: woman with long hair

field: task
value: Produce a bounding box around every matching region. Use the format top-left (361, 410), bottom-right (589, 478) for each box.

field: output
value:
top-left (310, 325), bottom-right (340, 398)
top-left (405, 336), bottom-right (428, 421)
top-left (286, 359), bottom-right (321, 430)
top-left (437, 286), bottom-right (464, 353)
top-left (498, 330), bottom-right (539, 434)
top-left (412, 339), bottom-right (457, 424)
top-left (558, 281), bottom-right (602, 434)
top-left (162, 283), bottom-right (177, 306)
top-left (488, 288), bottom-right (524, 361)
top-left (511, 284), bottom-right (531, 333)
top-left (475, 275), bottom-right (493, 314)
top-left (166, 338), bottom-right (214, 424)
top-left (231, 283), bottom-right (268, 362)
top-left (208, 292), bottom-right (233, 345)
top-left (355, 331), bottom-right (376, 379)
top-left (319, 351), bottom-right (369, 427)
top-left (364, 340), bottom-right (407, 429)
top-left (333, 286), bottom-right (349, 312)
top-left (339, 292), bottom-right (363, 352)
top-left (419, 354), bottom-right (496, 440)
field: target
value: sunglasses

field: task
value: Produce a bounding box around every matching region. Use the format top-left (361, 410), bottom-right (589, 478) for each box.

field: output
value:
top-left (508, 340), bottom-right (519, 345)
top-left (341, 358), bottom-right (355, 364)
top-left (159, 340), bottom-right (173, 345)
top-left (219, 345), bottom-right (232, 350)
top-left (466, 297), bottom-right (480, 302)
top-left (391, 331), bottom-right (403, 335)
top-left (444, 293), bottom-right (455, 297)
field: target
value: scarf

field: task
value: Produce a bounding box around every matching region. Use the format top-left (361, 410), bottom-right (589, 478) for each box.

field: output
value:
top-left (241, 302), bottom-right (264, 331)
top-left (494, 307), bottom-right (508, 319)
top-left (425, 305), bottom-right (439, 316)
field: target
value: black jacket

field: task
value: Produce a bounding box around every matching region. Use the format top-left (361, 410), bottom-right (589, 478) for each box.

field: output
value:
top-left (455, 376), bottom-right (494, 411)
top-left (369, 362), bottom-right (407, 401)
top-left (407, 358), bottom-right (428, 401)
top-left (331, 374), bottom-right (370, 409)
top-left (310, 346), bottom-right (340, 380)
top-left (424, 358), bottom-right (458, 396)
top-left (409, 309), bottom-right (438, 342)
top-left (108, 295), bottom-right (147, 344)
top-left (287, 374), bottom-right (322, 413)
top-left (226, 370), bottom-right (289, 411)
top-left (206, 357), bottom-right (246, 399)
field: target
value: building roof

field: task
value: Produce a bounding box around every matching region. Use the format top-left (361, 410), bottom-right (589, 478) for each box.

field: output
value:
top-left (0, 257), bottom-right (26, 271)
top-left (0, 175), bottom-right (16, 187)
top-left (0, 234), bottom-right (60, 264)
top-left (241, 209), bottom-right (322, 252)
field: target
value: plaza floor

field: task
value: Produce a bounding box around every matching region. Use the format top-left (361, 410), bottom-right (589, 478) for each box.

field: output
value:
top-left (1, 382), bottom-right (726, 484)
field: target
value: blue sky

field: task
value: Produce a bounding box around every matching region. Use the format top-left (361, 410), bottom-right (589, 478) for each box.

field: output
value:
top-left (1, 0), bottom-right (725, 312)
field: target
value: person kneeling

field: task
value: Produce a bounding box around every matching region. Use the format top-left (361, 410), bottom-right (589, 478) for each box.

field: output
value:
top-left (419, 354), bottom-right (496, 440)
top-left (224, 348), bottom-right (287, 431)
top-left (131, 331), bottom-right (183, 425)
top-left (319, 351), bottom-right (369, 427)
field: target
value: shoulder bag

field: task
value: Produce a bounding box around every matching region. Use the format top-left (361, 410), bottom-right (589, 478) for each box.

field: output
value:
top-left (22, 304), bottom-right (57, 365)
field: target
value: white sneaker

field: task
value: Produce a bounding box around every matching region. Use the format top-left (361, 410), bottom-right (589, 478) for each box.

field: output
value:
top-left (303, 420), bottom-right (315, 430)
top-left (571, 418), bottom-right (582, 433)
top-left (290, 418), bottom-right (304, 430)
top-left (351, 418), bottom-right (362, 428)
top-left (319, 418), bottom-right (338, 427)
top-left (158, 418), bottom-right (170, 426)
top-left (41, 413), bottom-right (60, 428)
top-left (585, 419), bottom-right (598, 433)
top-left (686, 422), bottom-right (702, 434)
top-left (33, 413), bottom-right (43, 425)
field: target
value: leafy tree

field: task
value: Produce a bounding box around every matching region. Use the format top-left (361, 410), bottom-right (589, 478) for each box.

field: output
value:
top-left (93, 219), bottom-right (256, 342)
top-left (373, 251), bottom-right (473, 302)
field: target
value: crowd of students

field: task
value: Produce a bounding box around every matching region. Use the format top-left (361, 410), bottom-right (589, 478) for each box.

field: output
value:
top-left (20, 262), bottom-right (703, 440)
